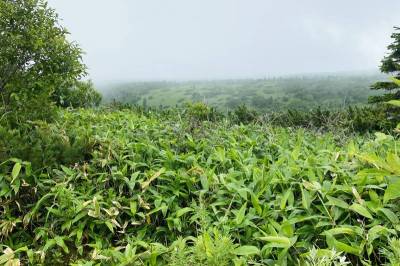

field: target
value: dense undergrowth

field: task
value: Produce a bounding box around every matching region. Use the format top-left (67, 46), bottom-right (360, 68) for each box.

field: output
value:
top-left (1, 106), bottom-right (400, 265)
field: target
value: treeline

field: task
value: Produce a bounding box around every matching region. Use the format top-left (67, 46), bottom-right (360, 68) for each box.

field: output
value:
top-left (99, 74), bottom-right (385, 112)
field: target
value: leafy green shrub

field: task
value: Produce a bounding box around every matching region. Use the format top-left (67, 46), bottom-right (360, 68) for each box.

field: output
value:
top-left (346, 105), bottom-right (396, 132)
top-left (184, 102), bottom-right (222, 122)
top-left (381, 238), bottom-right (400, 266)
top-left (0, 0), bottom-right (88, 124)
top-left (0, 117), bottom-right (96, 170)
top-left (54, 80), bottom-right (102, 108)
top-left (168, 230), bottom-right (238, 266)
top-left (301, 248), bottom-right (350, 266)
top-left (263, 105), bottom-right (396, 133)
top-left (229, 104), bottom-right (259, 124)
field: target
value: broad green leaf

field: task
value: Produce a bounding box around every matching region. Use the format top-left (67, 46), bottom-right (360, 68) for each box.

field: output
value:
top-left (61, 165), bottom-right (74, 176)
top-left (141, 168), bottom-right (165, 190)
top-left (105, 221), bottom-right (114, 233)
top-left (176, 207), bottom-right (193, 217)
top-left (130, 201), bottom-right (137, 216)
top-left (326, 195), bottom-right (349, 209)
top-left (384, 178), bottom-right (400, 203)
top-left (200, 174), bottom-right (209, 191)
top-left (300, 186), bottom-right (311, 210)
top-left (55, 236), bottom-right (69, 253)
top-left (280, 189), bottom-right (291, 210)
top-left (379, 208), bottom-right (399, 224)
top-left (235, 203), bottom-right (247, 225)
top-left (232, 245), bottom-right (260, 256)
top-left (11, 162), bottom-right (22, 183)
top-left (368, 225), bottom-right (395, 243)
top-left (387, 153), bottom-right (400, 174)
top-left (302, 180), bottom-right (321, 191)
top-left (258, 236), bottom-right (292, 248)
top-left (281, 221), bottom-right (294, 237)
top-left (356, 168), bottom-right (388, 183)
top-left (352, 187), bottom-right (364, 204)
top-left (251, 193), bottom-right (262, 215)
top-left (332, 239), bottom-right (361, 255)
top-left (357, 153), bottom-right (388, 171)
top-left (349, 203), bottom-right (373, 219)
top-left (322, 227), bottom-right (356, 236)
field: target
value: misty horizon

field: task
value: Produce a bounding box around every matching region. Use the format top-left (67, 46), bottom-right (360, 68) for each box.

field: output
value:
top-left (47, 0), bottom-right (400, 83)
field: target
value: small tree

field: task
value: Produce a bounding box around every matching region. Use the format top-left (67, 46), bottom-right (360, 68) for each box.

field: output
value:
top-left (54, 80), bottom-right (102, 108)
top-left (0, 0), bottom-right (87, 123)
top-left (370, 27), bottom-right (400, 103)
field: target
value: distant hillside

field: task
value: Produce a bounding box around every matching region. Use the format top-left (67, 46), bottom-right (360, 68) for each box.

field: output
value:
top-left (98, 73), bottom-right (386, 112)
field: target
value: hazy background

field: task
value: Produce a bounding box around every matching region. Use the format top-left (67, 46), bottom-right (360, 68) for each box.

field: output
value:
top-left (47, 0), bottom-right (400, 83)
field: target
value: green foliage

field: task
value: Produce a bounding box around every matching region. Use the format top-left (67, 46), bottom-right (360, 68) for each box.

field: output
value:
top-left (370, 27), bottom-right (400, 111)
top-left (380, 28), bottom-right (400, 78)
top-left (183, 102), bottom-right (223, 133)
top-left (264, 105), bottom-right (395, 133)
top-left (1, 107), bottom-right (400, 265)
top-left (54, 80), bottom-right (102, 108)
top-left (185, 102), bottom-right (220, 122)
top-left (0, 0), bottom-right (87, 123)
top-left (229, 104), bottom-right (259, 124)
top-left (0, 117), bottom-right (96, 170)
top-left (301, 247), bottom-right (350, 266)
top-left (381, 238), bottom-right (400, 266)
top-left (386, 78), bottom-right (400, 133)
top-left (168, 230), bottom-right (238, 266)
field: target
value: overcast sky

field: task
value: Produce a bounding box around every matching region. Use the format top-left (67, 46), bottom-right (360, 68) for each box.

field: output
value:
top-left (47, 0), bottom-right (399, 82)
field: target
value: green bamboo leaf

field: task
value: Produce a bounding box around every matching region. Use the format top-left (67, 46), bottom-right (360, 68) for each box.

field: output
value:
top-left (379, 208), bottom-right (399, 224)
top-left (105, 221), bottom-right (114, 233)
top-left (281, 221), bottom-right (294, 237)
top-left (384, 178), bottom-right (400, 203)
top-left (349, 203), bottom-right (373, 219)
top-left (55, 236), bottom-right (69, 253)
top-left (200, 174), bottom-right (209, 191)
top-left (61, 165), bottom-right (74, 176)
top-left (300, 186), bottom-right (311, 210)
top-left (258, 236), bottom-right (293, 248)
top-left (235, 202), bottom-right (247, 225)
top-left (232, 245), bottom-right (260, 256)
top-left (43, 239), bottom-right (56, 252)
top-left (141, 168), bottom-right (165, 191)
top-left (176, 207), bottom-right (193, 217)
top-left (322, 227), bottom-right (356, 236)
top-left (130, 201), bottom-right (137, 216)
top-left (11, 162), bottom-right (22, 183)
top-left (332, 239), bottom-right (361, 255)
top-left (251, 193), bottom-right (262, 215)
top-left (387, 153), bottom-right (400, 174)
top-left (368, 225), bottom-right (396, 243)
top-left (280, 189), bottom-right (291, 210)
top-left (326, 195), bottom-right (349, 209)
